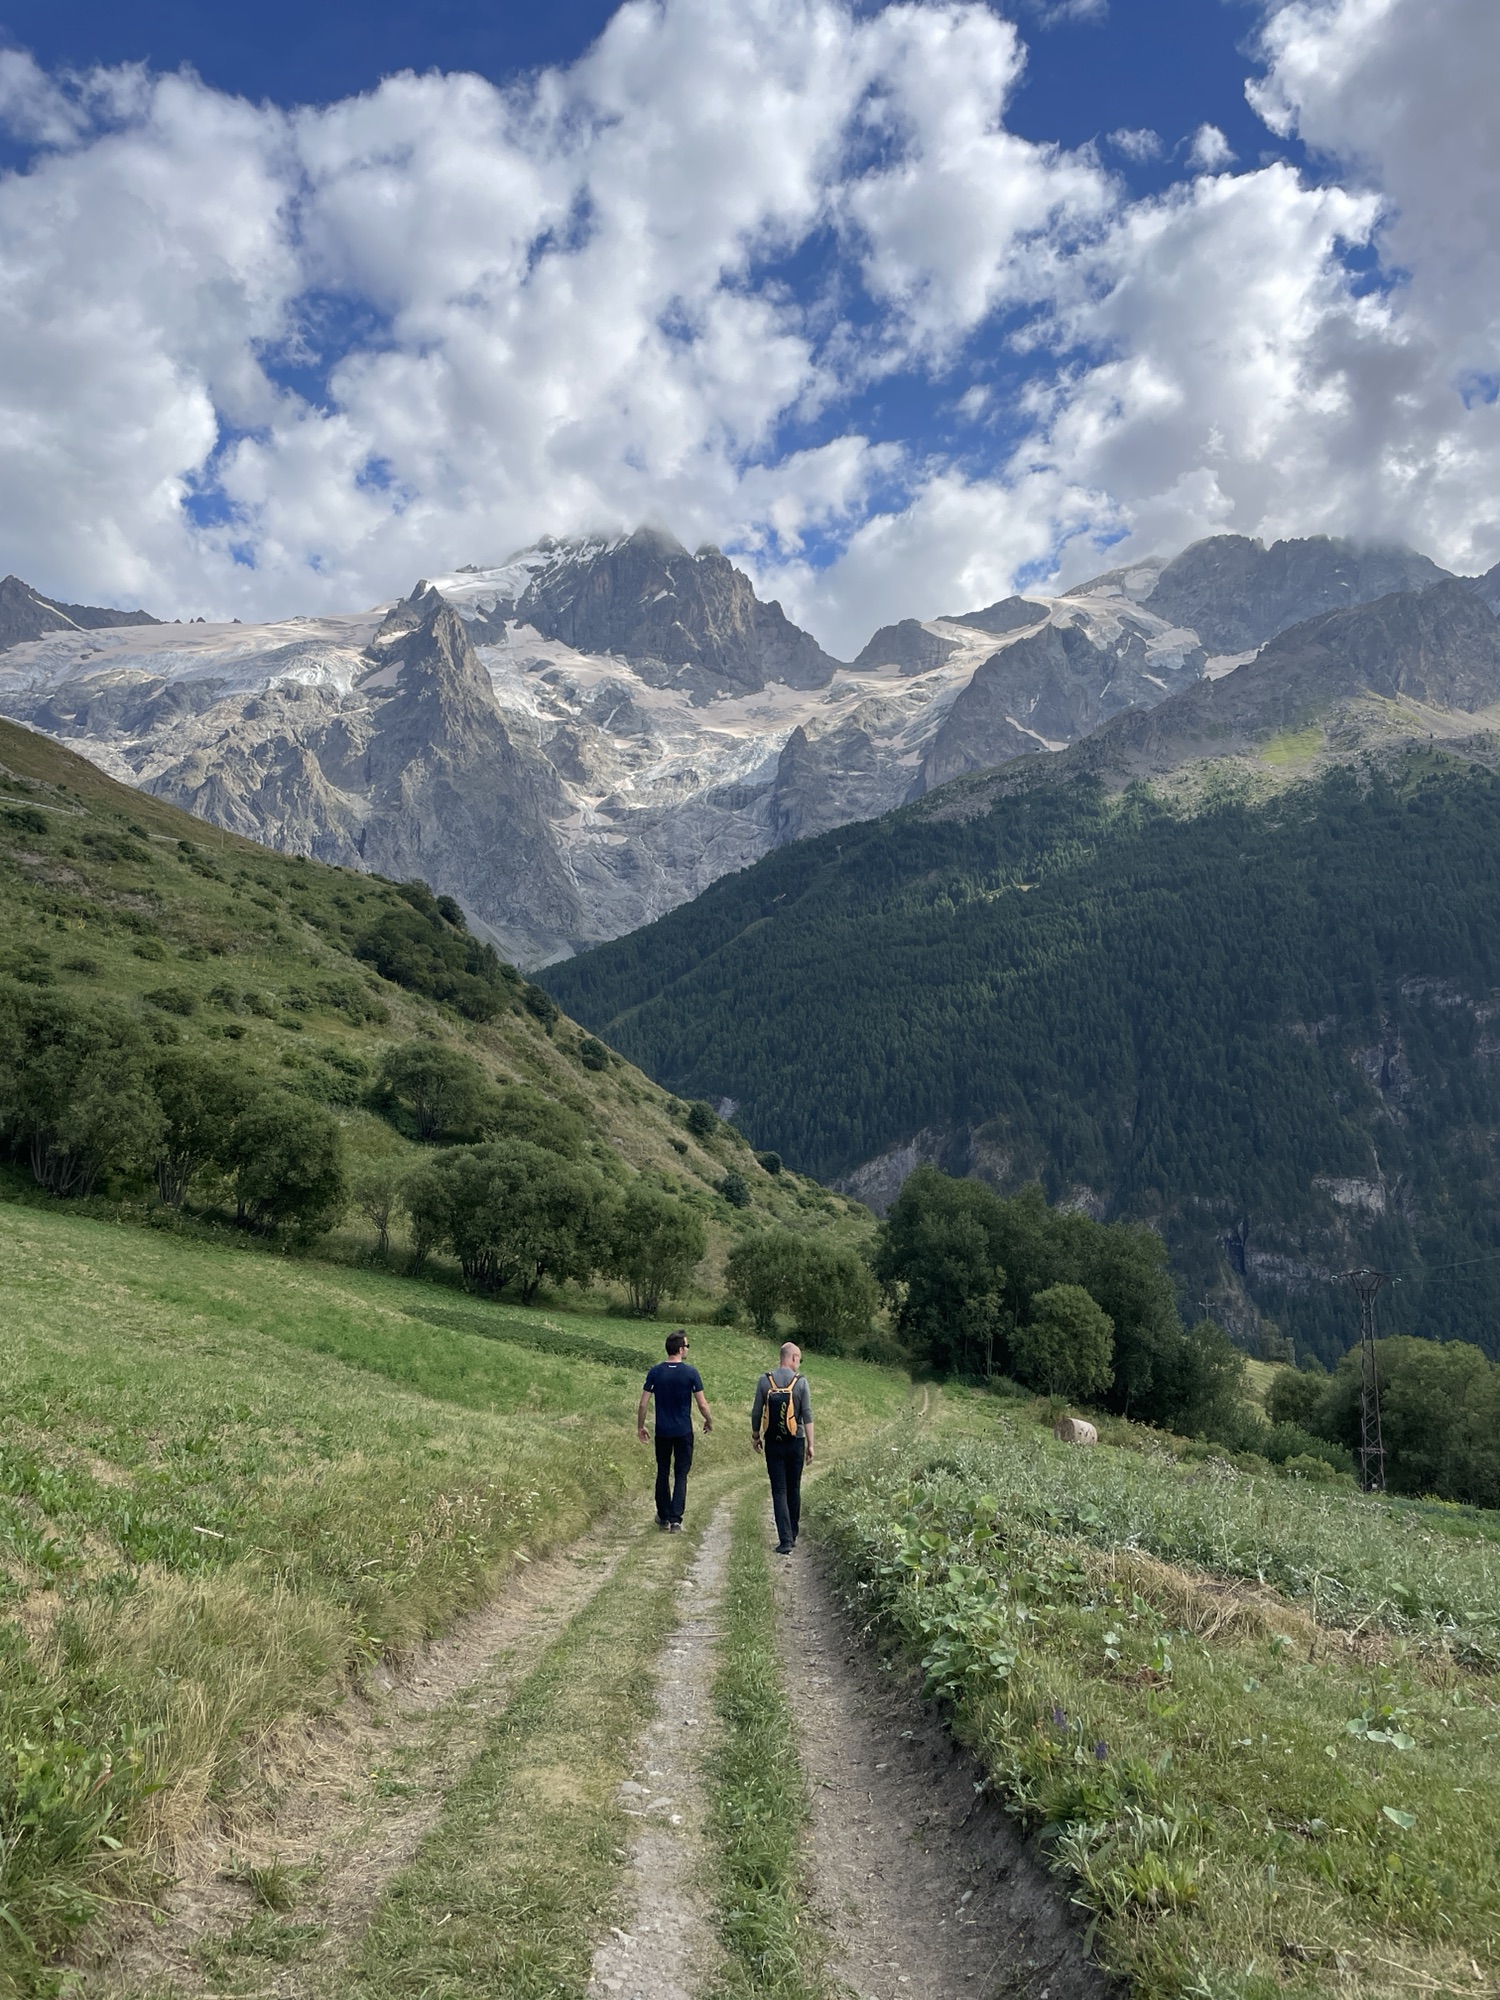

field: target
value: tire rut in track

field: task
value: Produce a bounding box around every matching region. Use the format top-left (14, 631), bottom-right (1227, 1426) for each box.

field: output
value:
top-left (587, 1500), bottom-right (733, 2000)
top-left (94, 1504), bottom-right (646, 1997)
top-left (771, 1544), bottom-right (1112, 2000)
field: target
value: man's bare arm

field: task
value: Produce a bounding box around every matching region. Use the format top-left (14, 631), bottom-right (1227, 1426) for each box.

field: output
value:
top-left (636, 1389), bottom-right (651, 1442)
top-left (804, 1420), bottom-right (815, 1462)
top-left (693, 1388), bottom-right (714, 1432)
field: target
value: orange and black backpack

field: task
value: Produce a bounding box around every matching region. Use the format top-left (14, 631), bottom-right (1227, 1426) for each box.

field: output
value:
top-left (764, 1370), bottom-right (800, 1444)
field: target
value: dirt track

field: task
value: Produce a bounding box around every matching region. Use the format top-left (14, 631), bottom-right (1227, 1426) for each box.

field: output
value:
top-left (771, 1539), bottom-right (1111, 2000)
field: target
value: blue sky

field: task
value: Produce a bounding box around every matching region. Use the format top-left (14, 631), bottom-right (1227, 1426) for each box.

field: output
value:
top-left (2, 2), bottom-right (1282, 189)
top-left (0, 0), bottom-right (1493, 652)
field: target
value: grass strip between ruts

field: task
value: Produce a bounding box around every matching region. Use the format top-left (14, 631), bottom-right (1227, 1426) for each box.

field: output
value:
top-left (337, 1499), bottom-right (714, 2000)
top-left (705, 1483), bottom-right (828, 2000)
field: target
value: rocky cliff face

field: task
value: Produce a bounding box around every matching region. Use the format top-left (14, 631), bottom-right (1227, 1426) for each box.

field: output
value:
top-left (916, 605), bottom-right (1205, 792)
top-left (436, 526), bottom-right (841, 699)
top-left (992, 578), bottom-right (1500, 800)
top-left (0, 527), bottom-right (1476, 965)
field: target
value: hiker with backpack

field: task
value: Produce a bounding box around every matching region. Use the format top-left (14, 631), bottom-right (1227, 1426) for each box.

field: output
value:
top-left (751, 1341), bottom-right (814, 1555)
top-left (638, 1330), bottom-right (713, 1531)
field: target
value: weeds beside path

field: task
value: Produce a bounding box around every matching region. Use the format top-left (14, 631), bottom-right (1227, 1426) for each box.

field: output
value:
top-left (770, 1523), bottom-right (1104, 2000)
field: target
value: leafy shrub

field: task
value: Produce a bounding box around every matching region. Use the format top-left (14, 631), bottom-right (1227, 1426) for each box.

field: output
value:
top-left (1011, 1283), bottom-right (1114, 1399)
top-left (756, 1150), bottom-right (783, 1175)
top-left (522, 982), bottom-right (560, 1028)
top-left (377, 1041), bottom-right (497, 1142)
top-left (482, 1083), bottom-right (589, 1159)
top-left (790, 1238), bottom-right (879, 1354)
top-left (685, 1100), bottom-right (718, 1138)
top-left (725, 1228), bottom-right (878, 1351)
top-left (351, 1159), bottom-right (406, 1258)
top-left (223, 1095), bottom-right (347, 1238)
top-left (142, 986), bottom-right (197, 1016)
top-left (607, 1186), bottom-right (707, 1316)
top-left (719, 1170), bottom-right (751, 1209)
top-left (577, 1035), bottom-right (611, 1071)
top-left (0, 984), bottom-right (163, 1196)
top-left (401, 1141), bottom-right (612, 1301)
top-left (1265, 1365), bottom-right (1327, 1430)
top-left (151, 1048), bottom-right (255, 1207)
top-left (725, 1229), bottom-right (805, 1336)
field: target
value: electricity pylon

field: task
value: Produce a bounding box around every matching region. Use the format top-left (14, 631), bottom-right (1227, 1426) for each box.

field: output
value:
top-left (1345, 1268), bottom-right (1389, 1493)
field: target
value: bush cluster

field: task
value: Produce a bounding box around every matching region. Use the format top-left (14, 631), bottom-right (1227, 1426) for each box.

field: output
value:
top-left (352, 879), bottom-right (548, 1024)
top-left (0, 985), bottom-right (347, 1235)
top-left (725, 1228), bottom-right (880, 1355)
top-left (872, 1167), bottom-right (1245, 1435)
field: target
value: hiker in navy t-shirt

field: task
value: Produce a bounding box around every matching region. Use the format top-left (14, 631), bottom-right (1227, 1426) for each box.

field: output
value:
top-left (638, 1331), bottom-right (713, 1531)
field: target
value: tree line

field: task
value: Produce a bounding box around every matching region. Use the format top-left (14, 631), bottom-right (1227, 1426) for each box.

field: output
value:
top-left (870, 1165), bottom-right (1247, 1435)
top-left (0, 987), bottom-right (721, 1316)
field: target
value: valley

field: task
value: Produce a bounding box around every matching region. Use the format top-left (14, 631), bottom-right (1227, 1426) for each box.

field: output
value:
top-left (7, 526), bottom-right (1500, 2000)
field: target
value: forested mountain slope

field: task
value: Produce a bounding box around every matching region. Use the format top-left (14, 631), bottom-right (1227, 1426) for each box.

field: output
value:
top-left (546, 754), bottom-right (1500, 1363)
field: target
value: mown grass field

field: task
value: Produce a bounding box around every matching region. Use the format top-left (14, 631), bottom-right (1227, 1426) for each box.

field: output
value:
top-left (815, 1393), bottom-right (1500, 2000)
top-left (0, 1198), bottom-right (907, 1997)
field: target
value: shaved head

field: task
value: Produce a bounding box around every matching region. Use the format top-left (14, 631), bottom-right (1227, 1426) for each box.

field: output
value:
top-left (779, 1342), bottom-right (801, 1366)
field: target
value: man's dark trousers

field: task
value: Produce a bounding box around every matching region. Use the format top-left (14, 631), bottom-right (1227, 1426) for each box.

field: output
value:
top-left (765, 1437), bottom-right (805, 1547)
top-left (655, 1433), bottom-right (694, 1524)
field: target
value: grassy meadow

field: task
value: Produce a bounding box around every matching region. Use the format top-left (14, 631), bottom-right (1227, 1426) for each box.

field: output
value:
top-left (816, 1395), bottom-right (1500, 2000)
top-left (0, 1198), bottom-right (907, 1995)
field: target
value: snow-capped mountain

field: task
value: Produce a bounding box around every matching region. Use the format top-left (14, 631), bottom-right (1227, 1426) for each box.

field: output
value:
top-left (0, 527), bottom-right (1456, 964)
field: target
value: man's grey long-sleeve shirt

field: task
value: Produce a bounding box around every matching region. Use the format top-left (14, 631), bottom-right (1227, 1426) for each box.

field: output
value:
top-left (751, 1366), bottom-right (813, 1436)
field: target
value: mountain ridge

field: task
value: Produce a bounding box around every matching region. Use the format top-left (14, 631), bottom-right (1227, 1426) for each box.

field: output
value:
top-left (0, 526), bottom-right (1481, 964)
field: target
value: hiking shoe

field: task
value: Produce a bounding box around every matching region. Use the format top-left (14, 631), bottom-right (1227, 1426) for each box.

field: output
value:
top-left (656, 1518), bottom-right (670, 1531)
top-left (774, 1542), bottom-right (793, 1555)
top-left (668, 1520), bottom-right (684, 1532)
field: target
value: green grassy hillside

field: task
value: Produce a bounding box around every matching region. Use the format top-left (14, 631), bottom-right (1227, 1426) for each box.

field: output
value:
top-left (546, 754), bottom-right (1500, 1362)
top-left (0, 715), bottom-right (869, 1300)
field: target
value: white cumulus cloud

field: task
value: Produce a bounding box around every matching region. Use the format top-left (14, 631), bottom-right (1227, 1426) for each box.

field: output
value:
top-left (0, 0), bottom-right (1496, 654)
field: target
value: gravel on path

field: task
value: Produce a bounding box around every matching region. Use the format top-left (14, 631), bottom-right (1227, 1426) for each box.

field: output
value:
top-left (771, 1543), bottom-right (1113, 2000)
top-left (587, 1503), bottom-right (733, 2000)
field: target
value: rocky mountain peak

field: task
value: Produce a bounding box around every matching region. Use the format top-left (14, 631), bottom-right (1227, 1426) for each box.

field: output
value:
top-left (1141, 533), bottom-right (1453, 653)
top-left (852, 618), bottom-right (959, 675)
top-left (940, 595), bottom-right (1049, 637)
top-left (0, 573), bottom-right (160, 654)
top-left (436, 527), bottom-right (842, 701)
